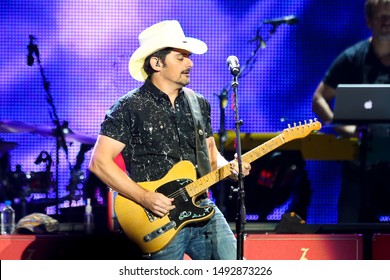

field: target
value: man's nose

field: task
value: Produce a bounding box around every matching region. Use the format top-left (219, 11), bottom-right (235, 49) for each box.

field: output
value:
top-left (186, 58), bottom-right (193, 68)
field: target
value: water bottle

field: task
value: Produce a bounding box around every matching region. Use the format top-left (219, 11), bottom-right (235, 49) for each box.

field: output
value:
top-left (84, 198), bottom-right (94, 235)
top-left (1, 200), bottom-right (15, 235)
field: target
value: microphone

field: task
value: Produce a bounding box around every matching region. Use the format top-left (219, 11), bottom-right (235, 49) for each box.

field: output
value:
top-left (226, 55), bottom-right (240, 76)
top-left (263, 15), bottom-right (298, 26)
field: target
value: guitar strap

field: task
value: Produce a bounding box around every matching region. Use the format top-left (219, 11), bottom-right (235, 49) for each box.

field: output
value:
top-left (183, 87), bottom-right (211, 178)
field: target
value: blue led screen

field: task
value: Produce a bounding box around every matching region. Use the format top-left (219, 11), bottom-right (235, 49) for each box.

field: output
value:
top-left (0, 0), bottom-right (369, 223)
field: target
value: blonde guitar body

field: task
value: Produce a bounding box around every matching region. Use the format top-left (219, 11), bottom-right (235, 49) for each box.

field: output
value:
top-left (115, 120), bottom-right (322, 254)
top-left (114, 160), bottom-right (214, 254)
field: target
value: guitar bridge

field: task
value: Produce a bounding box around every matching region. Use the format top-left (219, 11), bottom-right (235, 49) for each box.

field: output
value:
top-left (143, 221), bottom-right (176, 242)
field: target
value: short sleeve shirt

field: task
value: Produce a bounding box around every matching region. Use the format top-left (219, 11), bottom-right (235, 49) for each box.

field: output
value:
top-left (99, 78), bottom-right (213, 182)
top-left (324, 39), bottom-right (390, 88)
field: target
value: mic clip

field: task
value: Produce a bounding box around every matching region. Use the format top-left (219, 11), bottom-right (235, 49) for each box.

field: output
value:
top-left (249, 28), bottom-right (267, 48)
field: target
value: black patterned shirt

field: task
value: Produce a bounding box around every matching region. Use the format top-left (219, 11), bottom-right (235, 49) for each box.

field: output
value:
top-left (100, 78), bottom-right (213, 182)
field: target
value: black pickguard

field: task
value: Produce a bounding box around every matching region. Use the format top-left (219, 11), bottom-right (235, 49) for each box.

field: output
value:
top-left (156, 178), bottom-right (215, 229)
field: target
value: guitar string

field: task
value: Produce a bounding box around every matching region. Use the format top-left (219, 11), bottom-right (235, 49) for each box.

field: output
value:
top-left (150, 126), bottom-right (316, 209)
top-left (162, 167), bottom-right (228, 203)
top-left (162, 173), bottom-right (214, 202)
top-left (161, 131), bottom-right (286, 202)
top-left (150, 125), bottom-right (316, 208)
top-left (164, 144), bottom-right (265, 203)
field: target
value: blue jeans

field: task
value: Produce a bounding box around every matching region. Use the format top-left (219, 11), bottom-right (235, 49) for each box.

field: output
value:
top-left (144, 199), bottom-right (237, 260)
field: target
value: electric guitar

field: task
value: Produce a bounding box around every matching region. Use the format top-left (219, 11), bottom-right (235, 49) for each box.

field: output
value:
top-left (114, 120), bottom-right (321, 254)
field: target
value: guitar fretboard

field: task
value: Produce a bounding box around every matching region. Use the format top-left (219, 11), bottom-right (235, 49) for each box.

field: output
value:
top-left (185, 134), bottom-right (286, 197)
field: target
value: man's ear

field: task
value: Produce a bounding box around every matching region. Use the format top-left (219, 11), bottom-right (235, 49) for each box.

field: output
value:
top-left (150, 57), bottom-right (160, 70)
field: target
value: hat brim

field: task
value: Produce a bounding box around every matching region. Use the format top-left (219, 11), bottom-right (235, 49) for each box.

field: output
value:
top-left (129, 37), bottom-right (207, 82)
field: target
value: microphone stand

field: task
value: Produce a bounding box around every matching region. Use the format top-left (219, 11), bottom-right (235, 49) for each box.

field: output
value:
top-left (229, 73), bottom-right (247, 260)
top-left (218, 19), bottom-right (296, 260)
top-left (27, 35), bottom-right (72, 217)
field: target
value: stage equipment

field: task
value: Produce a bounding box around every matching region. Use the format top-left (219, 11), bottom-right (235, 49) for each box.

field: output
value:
top-left (214, 15), bottom-right (300, 260)
top-left (214, 131), bottom-right (358, 161)
top-left (333, 84), bottom-right (390, 222)
top-left (24, 35), bottom-right (98, 216)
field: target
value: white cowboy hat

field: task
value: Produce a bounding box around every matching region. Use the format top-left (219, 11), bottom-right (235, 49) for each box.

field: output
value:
top-left (129, 20), bottom-right (208, 81)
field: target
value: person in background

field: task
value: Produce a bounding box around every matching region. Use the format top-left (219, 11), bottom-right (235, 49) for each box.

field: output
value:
top-left (89, 20), bottom-right (251, 260)
top-left (312, 0), bottom-right (390, 222)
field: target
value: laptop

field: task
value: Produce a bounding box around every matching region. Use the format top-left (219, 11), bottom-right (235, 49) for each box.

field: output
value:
top-left (332, 84), bottom-right (390, 125)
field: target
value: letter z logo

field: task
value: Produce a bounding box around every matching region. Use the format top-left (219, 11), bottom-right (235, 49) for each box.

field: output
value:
top-left (300, 248), bottom-right (310, 260)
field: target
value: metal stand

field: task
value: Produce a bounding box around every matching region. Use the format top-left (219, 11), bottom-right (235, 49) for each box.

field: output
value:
top-left (217, 16), bottom-right (298, 259)
top-left (229, 74), bottom-right (246, 260)
top-left (28, 35), bottom-right (71, 217)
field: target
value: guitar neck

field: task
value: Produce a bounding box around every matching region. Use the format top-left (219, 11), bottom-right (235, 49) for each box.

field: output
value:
top-left (185, 134), bottom-right (286, 197)
top-left (241, 133), bottom-right (286, 163)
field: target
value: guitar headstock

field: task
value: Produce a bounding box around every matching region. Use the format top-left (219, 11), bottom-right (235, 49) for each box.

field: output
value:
top-left (281, 119), bottom-right (322, 141)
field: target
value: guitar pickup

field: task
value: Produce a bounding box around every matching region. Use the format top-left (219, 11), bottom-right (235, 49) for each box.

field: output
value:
top-left (179, 188), bottom-right (189, 202)
top-left (143, 221), bottom-right (176, 242)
